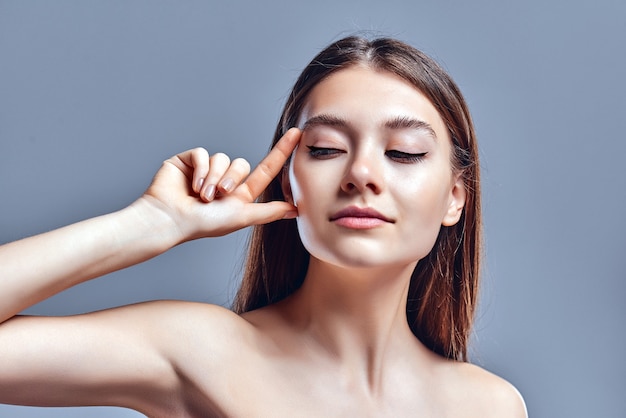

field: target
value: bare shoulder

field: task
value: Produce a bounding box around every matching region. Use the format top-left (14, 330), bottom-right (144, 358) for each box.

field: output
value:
top-left (440, 360), bottom-right (528, 418)
top-left (128, 299), bottom-right (257, 351)
top-left (126, 300), bottom-right (265, 412)
top-left (138, 299), bottom-right (247, 328)
top-left (89, 299), bottom-right (249, 338)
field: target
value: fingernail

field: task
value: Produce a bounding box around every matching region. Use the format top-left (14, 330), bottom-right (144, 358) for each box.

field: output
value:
top-left (220, 178), bottom-right (235, 193)
top-left (282, 210), bottom-right (298, 219)
top-left (204, 184), bottom-right (216, 201)
top-left (195, 177), bottom-right (204, 192)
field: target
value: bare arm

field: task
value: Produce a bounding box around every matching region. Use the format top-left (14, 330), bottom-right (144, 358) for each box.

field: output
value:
top-left (0, 129), bottom-right (301, 412)
top-left (0, 199), bottom-right (177, 323)
top-left (0, 303), bottom-right (180, 413)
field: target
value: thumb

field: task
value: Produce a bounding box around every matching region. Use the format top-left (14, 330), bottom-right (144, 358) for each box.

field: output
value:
top-left (246, 201), bottom-right (298, 225)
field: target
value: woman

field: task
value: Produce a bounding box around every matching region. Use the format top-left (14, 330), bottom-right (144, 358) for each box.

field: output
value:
top-left (0, 36), bottom-right (526, 417)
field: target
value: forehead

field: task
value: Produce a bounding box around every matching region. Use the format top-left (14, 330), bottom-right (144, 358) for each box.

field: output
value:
top-left (298, 66), bottom-right (449, 140)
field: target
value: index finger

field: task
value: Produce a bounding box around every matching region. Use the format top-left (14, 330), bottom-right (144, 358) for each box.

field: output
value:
top-left (243, 128), bottom-right (301, 199)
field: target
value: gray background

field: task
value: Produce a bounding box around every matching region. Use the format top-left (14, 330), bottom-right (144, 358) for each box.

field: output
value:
top-left (1, 1), bottom-right (624, 417)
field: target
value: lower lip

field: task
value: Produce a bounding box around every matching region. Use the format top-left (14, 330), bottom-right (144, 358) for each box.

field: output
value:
top-left (332, 217), bottom-right (387, 229)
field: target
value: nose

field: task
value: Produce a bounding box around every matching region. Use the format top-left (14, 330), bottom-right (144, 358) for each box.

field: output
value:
top-left (340, 148), bottom-right (384, 195)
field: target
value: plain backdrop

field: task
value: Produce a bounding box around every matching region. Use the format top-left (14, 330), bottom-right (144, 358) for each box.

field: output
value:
top-left (1, 1), bottom-right (625, 417)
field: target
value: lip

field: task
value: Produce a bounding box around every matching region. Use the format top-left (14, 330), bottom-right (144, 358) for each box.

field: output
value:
top-left (329, 206), bottom-right (394, 229)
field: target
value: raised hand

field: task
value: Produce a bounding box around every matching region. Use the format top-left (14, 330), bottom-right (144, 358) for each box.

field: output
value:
top-left (142, 128), bottom-right (301, 242)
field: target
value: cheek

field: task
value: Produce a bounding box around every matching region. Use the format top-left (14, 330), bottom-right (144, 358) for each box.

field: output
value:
top-left (288, 157), bottom-right (306, 208)
top-left (288, 158), bottom-right (333, 252)
top-left (288, 158), bottom-right (320, 238)
top-left (288, 152), bottom-right (334, 209)
top-left (395, 170), bottom-right (453, 232)
top-left (392, 188), bottom-right (447, 262)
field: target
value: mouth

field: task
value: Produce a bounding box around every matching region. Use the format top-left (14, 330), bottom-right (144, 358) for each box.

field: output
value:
top-left (329, 206), bottom-right (394, 229)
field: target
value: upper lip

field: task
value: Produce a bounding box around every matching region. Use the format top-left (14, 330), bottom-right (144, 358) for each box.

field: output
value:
top-left (329, 206), bottom-right (394, 223)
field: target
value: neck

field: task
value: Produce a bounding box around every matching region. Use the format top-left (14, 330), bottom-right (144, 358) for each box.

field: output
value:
top-left (281, 257), bottom-right (430, 390)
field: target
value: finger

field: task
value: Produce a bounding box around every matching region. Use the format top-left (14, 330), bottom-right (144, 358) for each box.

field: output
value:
top-left (200, 153), bottom-right (231, 201)
top-left (217, 158), bottom-right (251, 194)
top-left (243, 128), bottom-right (301, 200)
top-left (244, 201), bottom-right (298, 226)
top-left (164, 147), bottom-right (208, 183)
top-left (169, 147), bottom-right (210, 194)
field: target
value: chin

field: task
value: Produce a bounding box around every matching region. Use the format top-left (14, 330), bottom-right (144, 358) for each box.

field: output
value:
top-left (297, 223), bottom-right (433, 272)
top-left (306, 242), bottom-right (423, 272)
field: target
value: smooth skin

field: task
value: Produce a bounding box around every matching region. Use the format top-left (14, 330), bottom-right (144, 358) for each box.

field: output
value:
top-left (0, 67), bottom-right (527, 417)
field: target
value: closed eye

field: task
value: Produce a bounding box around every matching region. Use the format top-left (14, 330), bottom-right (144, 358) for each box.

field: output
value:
top-left (307, 146), bottom-right (345, 159)
top-left (385, 150), bottom-right (427, 163)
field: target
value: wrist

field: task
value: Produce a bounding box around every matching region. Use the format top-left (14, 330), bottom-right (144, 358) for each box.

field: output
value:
top-left (126, 196), bottom-right (186, 251)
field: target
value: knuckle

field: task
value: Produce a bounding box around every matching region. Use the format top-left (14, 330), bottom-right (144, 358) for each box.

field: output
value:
top-left (191, 147), bottom-right (209, 157)
top-left (210, 152), bottom-right (230, 164)
top-left (232, 158), bottom-right (251, 172)
top-left (188, 148), bottom-right (209, 168)
top-left (257, 161), bottom-right (273, 178)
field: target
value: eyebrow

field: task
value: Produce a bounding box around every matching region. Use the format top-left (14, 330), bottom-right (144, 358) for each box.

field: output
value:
top-left (384, 116), bottom-right (437, 139)
top-left (301, 113), bottom-right (437, 139)
top-left (301, 114), bottom-right (348, 131)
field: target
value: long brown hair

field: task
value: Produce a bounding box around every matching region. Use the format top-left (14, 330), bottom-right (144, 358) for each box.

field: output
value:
top-left (233, 36), bottom-right (481, 361)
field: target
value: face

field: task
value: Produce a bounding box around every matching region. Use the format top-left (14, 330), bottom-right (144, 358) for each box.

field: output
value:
top-left (286, 66), bottom-right (466, 270)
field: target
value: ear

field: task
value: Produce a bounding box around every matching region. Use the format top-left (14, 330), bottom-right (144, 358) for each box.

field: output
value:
top-left (442, 174), bottom-right (466, 226)
top-left (281, 165), bottom-right (294, 205)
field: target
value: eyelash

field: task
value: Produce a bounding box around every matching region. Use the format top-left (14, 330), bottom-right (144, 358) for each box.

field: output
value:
top-left (385, 150), bottom-right (427, 163)
top-left (307, 146), bottom-right (345, 159)
top-left (307, 146), bottom-right (427, 163)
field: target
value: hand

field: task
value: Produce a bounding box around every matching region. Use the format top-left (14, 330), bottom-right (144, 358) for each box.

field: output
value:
top-left (141, 128), bottom-right (301, 242)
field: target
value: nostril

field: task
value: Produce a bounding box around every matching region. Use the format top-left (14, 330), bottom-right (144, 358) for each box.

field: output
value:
top-left (341, 181), bottom-right (355, 192)
top-left (340, 157), bottom-right (383, 194)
